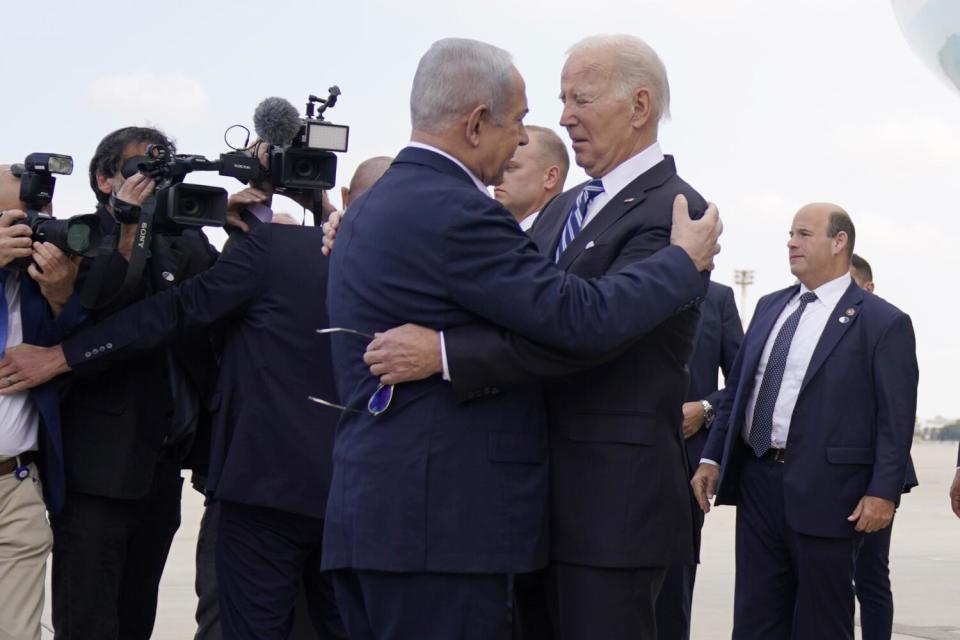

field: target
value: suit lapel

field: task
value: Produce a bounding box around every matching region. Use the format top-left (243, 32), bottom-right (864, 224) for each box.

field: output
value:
top-left (799, 282), bottom-right (864, 394)
top-left (531, 190), bottom-right (575, 257)
top-left (556, 156), bottom-right (677, 270)
top-left (741, 286), bottom-right (798, 386)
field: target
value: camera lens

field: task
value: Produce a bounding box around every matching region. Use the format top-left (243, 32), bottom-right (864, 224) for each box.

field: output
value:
top-left (180, 198), bottom-right (201, 218)
top-left (294, 159), bottom-right (315, 178)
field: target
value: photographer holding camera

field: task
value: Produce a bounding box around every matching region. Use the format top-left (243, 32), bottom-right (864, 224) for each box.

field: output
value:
top-left (45, 126), bottom-right (220, 640)
top-left (0, 162), bottom-right (84, 640)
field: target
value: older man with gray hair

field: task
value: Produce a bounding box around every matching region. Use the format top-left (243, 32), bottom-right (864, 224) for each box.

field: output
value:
top-left (321, 36), bottom-right (721, 640)
top-left (358, 34), bottom-right (712, 639)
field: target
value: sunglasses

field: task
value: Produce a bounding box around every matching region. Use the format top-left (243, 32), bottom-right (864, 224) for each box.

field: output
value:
top-left (308, 327), bottom-right (395, 416)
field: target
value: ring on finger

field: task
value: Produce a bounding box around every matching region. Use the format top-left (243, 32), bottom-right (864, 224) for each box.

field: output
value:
top-left (3, 376), bottom-right (14, 386)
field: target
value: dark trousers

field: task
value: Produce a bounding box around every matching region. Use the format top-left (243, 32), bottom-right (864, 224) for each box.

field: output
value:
top-left (549, 562), bottom-right (667, 640)
top-left (216, 500), bottom-right (346, 640)
top-left (332, 569), bottom-right (513, 640)
top-left (656, 504), bottom-right (703, 640)
top-left (733, 453), bottom-right (861, 640)
top-left (51, 461), bottom-right (182, 640)
top-left (855, 518), bottom-right (894, 640)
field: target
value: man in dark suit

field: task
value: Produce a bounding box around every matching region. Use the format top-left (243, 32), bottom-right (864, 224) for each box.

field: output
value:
top-left (0, 192), bottom-right (348, 638)
top-left (952, 447), bottom-right (960, 518)
top-left (0, 163), bottom-right (83, 639)
top-left (655, 281), bottom-right (743, 640)
top-left (848, 253), bottom-right (918, 640)
top-left (691, 204), bottom-right (918, 640)
top-left (318, 37), bottom-right (720, 639)
top-left (494, 125), bottom-right (569, 232)
top-left (351, 34), bottom-right (710, 639)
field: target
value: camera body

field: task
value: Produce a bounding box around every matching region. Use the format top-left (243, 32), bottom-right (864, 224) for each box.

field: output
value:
top-left (120, 145), bottom-right (228, 232)
top-left (8, 153), bottom-right (107, 266)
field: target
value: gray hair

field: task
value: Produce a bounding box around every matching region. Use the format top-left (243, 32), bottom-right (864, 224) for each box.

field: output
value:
top-left (567, 34), bottom-right (671, 121)
top-left (410, 38), bottom-right (517, 134)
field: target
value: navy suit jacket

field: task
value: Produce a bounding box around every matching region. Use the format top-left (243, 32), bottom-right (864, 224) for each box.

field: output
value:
top-left (18, 277), bottom-right (84, 514)
top-left (702, 281), bottom-right (919, 538)
top-left (684, 282), bottom-right (743, 476)
top-left (61, 224), bottom-right (338, 519)
top-left (441, 156), bottom-right (710, 568)
top-left (323, 147), bottom-right (707, 574)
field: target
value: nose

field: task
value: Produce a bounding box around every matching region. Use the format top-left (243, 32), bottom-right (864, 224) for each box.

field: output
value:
top-left (559, 102), bottom-right (576, 128)
top-left (517, 124), bottom-right (529, 147)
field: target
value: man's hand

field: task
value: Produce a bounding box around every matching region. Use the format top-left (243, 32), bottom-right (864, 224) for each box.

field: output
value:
top-left (682, 401), bottom-right (706, 439)
top-left (847, 496), bottom-right (896, 533)
top-left (321, 210), bottom-right (344, 257)
top-left (114, 172), bottom-right (156, 208)
top-left (0, 344), bottom-right (70, 394)
top-left (671, 195), bottom-right (722, 271)
top-left (225, 187), bottom-right (271, 233)
top-left (950, 468), bottom-right (960, 519)
top-left (691, 463), bottom-right (720, 513)
top-left (364, 324), bottom-right (442, 385)
top-left (0, 210), bottom-right (33, 267)
top-left (28, 242), bottom-right (79, 314)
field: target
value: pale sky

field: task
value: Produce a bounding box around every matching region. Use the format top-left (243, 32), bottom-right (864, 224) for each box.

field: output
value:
top-left (3, 0), bottom-right (958, 418)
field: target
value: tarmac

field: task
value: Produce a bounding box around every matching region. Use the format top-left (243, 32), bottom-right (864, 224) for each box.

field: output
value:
top-left (41, 440), bottom-right (960, 639)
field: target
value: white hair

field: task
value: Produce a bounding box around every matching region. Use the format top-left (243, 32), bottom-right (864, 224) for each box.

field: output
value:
top-left (567, 34), bottom-right (671, 121)
top-left (410, 38), bottom-right (517, 134)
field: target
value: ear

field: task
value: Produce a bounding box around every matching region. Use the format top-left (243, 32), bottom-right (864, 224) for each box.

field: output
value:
top-left (542, 165), bottom-right (561, 191)
top-left (833, 231), bottom-right (848, 256)
top-left (340, 186), bottom-right (350, 210)
top-left (865, 282), bottom-right (875, 294)
top-left (96, 173), bottom-right (115, 197)
top-left (464, 104), bottom-right (489, 148)
top-left (631, 87), bottom-right (653, 129)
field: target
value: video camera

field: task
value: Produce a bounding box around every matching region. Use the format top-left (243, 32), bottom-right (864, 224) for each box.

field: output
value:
top-left (7, 153), bottom-right (108, 267)
top-left (120, 145), bottom-right (228, 233)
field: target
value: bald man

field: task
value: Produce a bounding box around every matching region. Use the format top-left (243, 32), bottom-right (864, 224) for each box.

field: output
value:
top-left (691, 204), bottom-right (918, 639)
top-left (493, 125), bottom-right (569, 231)
top-left (340, 156), bottom-right (392, 210)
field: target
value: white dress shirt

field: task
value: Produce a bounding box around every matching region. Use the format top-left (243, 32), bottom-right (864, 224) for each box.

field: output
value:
top-left (518, 210), bottom-right (540, 232)
top-left (0, 272), bottom-right (40, 458)
top-left (580, 142), bottom-right (664, 231)
top-left (700, 272), bottom-right (852, 466)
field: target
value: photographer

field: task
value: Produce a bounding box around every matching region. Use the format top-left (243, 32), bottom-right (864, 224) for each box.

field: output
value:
top-left (0, 163), bottom-right (83, 640)
top-left (48, 126), bottom-right (219, 640)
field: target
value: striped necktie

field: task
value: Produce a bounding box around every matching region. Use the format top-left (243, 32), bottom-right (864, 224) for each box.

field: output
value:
top-left (748, 291), bottom-right (818, 457)
top-left (555, 179), bottom-right (604, 262)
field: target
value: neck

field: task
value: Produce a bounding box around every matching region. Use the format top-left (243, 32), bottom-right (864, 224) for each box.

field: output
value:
top-left (800, 265), bottom-right (849, 291)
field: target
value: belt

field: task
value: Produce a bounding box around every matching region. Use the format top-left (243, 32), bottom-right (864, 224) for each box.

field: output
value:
top-left (761, 447), bottom-right (787, 463)
top-left (0, 451), bottom-right (37, 477)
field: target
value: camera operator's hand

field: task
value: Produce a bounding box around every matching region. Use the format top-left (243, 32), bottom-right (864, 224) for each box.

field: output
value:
top-left (114, 172), bottom-right (156, 208)
top-left (28, 242), bottom-right (80, 315)
top-left (0, 210), bottom-right (34, 267)
top-left (321, 210), bottom-right (343, 257)
top-left (226, 187), bottom-right (272, 233)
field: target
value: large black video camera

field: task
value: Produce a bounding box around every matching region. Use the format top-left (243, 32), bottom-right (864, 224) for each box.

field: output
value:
top-left (7, 153), bottom-right (108, 268)
top-left (120, 144), bottom-right (228, 233)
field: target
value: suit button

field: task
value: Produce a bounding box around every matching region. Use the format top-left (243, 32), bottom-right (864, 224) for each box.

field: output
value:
top-left (84, 351), bottom-right (91, 358)
top-left (106, 343), bottom-right (113, 349)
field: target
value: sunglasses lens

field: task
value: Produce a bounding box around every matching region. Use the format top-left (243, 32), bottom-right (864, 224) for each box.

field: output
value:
top-left (368, 384), bottom-right (394, 415)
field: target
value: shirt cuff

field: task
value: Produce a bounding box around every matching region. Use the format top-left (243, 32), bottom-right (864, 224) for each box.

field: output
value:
top-left (440, 331), bottom-right (451, 382)
top-left (699, 458), bottom-right (720, 467)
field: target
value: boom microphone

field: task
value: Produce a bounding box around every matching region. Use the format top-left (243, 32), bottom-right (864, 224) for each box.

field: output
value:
top-left (253, 97), bottom-right (302, 145)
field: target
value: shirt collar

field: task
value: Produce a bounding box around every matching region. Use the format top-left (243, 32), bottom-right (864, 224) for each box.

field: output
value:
top-left (518, 210), bottom-right (540, 232)
top-left (800, 272), bottom-right (852, 309)
top-left (598, 142), bottom-right (665, 199)
top-left (406, 142), bottom-right (490, 196)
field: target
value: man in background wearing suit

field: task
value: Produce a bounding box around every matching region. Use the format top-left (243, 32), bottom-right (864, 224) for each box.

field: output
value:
top-left (355, 34), bottom-right (710, 639)
top-left (656, 281), bottom-right (743, 640)
top-left (320, 36), bottom-right (720, 639)
top-left (692, 204), bottom-right (918, 640)
top-left (494, 125), bottom-right (569, 231)
top-left (848, 253), bottom-right (918, 640)
top-left (952, 449), bottom-right (960, 518)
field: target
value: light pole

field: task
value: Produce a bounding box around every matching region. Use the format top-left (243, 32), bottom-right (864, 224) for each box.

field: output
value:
top-left (734, 269), bottom-right (755, 328)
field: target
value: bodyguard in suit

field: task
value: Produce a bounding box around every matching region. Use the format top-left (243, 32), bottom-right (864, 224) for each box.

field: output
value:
top-left (848, 253), bottom-right (918, 640)
top-left (691, 204), bottom-right (919, 640)
top-left (356, 34), bottom-right (710, 639)
top-left (320, 37), bottom-right (720, 639)
top-left (493, 125), bottom-right (569, 232)
top-left (0, 191), bottom-right (348, 639)
top-left (0, 164), bottom-right (83, 640)
top-left (655, 281), bottom-right (743, 640)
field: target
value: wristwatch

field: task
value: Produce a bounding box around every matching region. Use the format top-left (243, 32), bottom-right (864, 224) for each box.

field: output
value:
top-left (701, 400), bottom-right (715, 428)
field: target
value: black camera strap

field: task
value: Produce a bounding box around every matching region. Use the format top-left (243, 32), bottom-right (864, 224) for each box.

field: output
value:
top-left (78, 199), bottom-right (156, 310)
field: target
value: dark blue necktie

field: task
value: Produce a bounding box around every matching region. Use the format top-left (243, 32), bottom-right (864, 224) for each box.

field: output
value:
top-left (0, 269), bottom-right (9, 359)
top-left (555, 179), bottom-right (604, 262)
top-left (749, 291), bottom-right (818, 457)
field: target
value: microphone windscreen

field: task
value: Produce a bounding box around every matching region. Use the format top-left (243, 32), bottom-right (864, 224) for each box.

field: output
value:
top-left (253, 97), bottom-right (302, 146)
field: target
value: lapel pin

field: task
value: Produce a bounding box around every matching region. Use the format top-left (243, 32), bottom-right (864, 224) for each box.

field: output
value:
top-left (623, 197), bottom-right (636, 203)
top-left (162, 271), bottom-right (176, 282)
top-left (838, 316), bottom-right (850, 324)
top-left (845, 307), bottom-right (856, 317)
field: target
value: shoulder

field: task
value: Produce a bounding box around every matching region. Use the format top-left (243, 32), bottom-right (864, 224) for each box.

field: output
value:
top-left (860, 292), bottom-right (911, 331)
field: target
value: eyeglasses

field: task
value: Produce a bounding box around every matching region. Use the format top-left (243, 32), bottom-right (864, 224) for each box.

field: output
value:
top-left (308, 327), bottom-right (395, 416)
